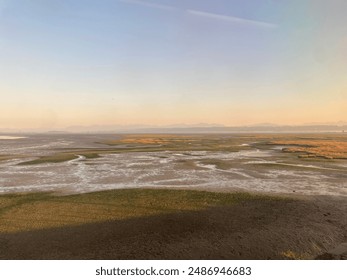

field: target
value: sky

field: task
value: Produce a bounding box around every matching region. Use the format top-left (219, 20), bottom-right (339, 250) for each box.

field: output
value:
top-left (0, 0), bottom-right (346, 130)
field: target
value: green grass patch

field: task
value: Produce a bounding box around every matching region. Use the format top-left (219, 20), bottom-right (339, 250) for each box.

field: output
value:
top-left (198, 159), bottom-right (236, 170)
top-left (248, 162), bottom-right (324, 171)
top-left (18, 152), bottom-right (99, 165)
top-left (18, 153), bottom-right (78, 165)
top-left (0, 189), bottom-right (289, 233)
top-left (80, 153), bottom-right (100, 159)
top-left (175, 159), bottom-right (200, 169)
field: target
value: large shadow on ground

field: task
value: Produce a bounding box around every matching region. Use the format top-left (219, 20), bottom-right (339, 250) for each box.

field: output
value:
top-left (0, 198), bottom-right (345, 259)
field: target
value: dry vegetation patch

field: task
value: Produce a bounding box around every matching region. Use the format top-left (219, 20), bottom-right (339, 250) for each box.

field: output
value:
top-left (0, 155), bottom-right (12, 161)
top-left (270, 140), bottom-right (347, 159)
top-left (98, 134), bottom-right (251, 153)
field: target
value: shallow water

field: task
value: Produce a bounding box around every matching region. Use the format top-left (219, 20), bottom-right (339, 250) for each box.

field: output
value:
top-left (0, 136), bottom-right (28, 140)
top-left (0, 134), bottom-right (346, 196)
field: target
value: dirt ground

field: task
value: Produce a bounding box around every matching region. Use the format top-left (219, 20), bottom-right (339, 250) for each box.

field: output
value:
top-left (0, 192), bottom-right (345, 260)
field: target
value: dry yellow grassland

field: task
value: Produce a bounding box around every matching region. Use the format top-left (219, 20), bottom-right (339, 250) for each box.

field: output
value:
top-left (270, 140), bottom-right (347, 159)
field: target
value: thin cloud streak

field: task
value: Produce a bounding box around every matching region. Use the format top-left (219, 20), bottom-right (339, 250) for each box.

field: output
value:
top-left (118, 1), bottom-right (277, 29)
top-left (119, 0), bottom-right (176, 11)
top-left (187, 9), bottom-right (278, 29)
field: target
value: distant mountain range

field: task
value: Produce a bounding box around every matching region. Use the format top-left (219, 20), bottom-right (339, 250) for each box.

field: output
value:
top-left (2, 123), bottom-right (347, 134)
top-left (0, 124), bottom-right (347, 134)
top-left (112, 124), bottom-right (347, 134)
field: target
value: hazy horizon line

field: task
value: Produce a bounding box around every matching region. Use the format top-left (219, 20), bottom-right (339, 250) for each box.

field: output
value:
top-left (1, 122), bottom-right (347, 134)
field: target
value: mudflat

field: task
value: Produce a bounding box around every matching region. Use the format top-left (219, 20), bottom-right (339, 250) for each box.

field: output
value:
top-left (1, 133), bottom-right (347, 196)
top-left (0, 133), bottom-right (346, 259)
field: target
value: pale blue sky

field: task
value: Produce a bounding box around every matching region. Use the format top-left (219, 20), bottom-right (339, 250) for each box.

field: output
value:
top-left (0, 0), bottom-right (346, 129)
